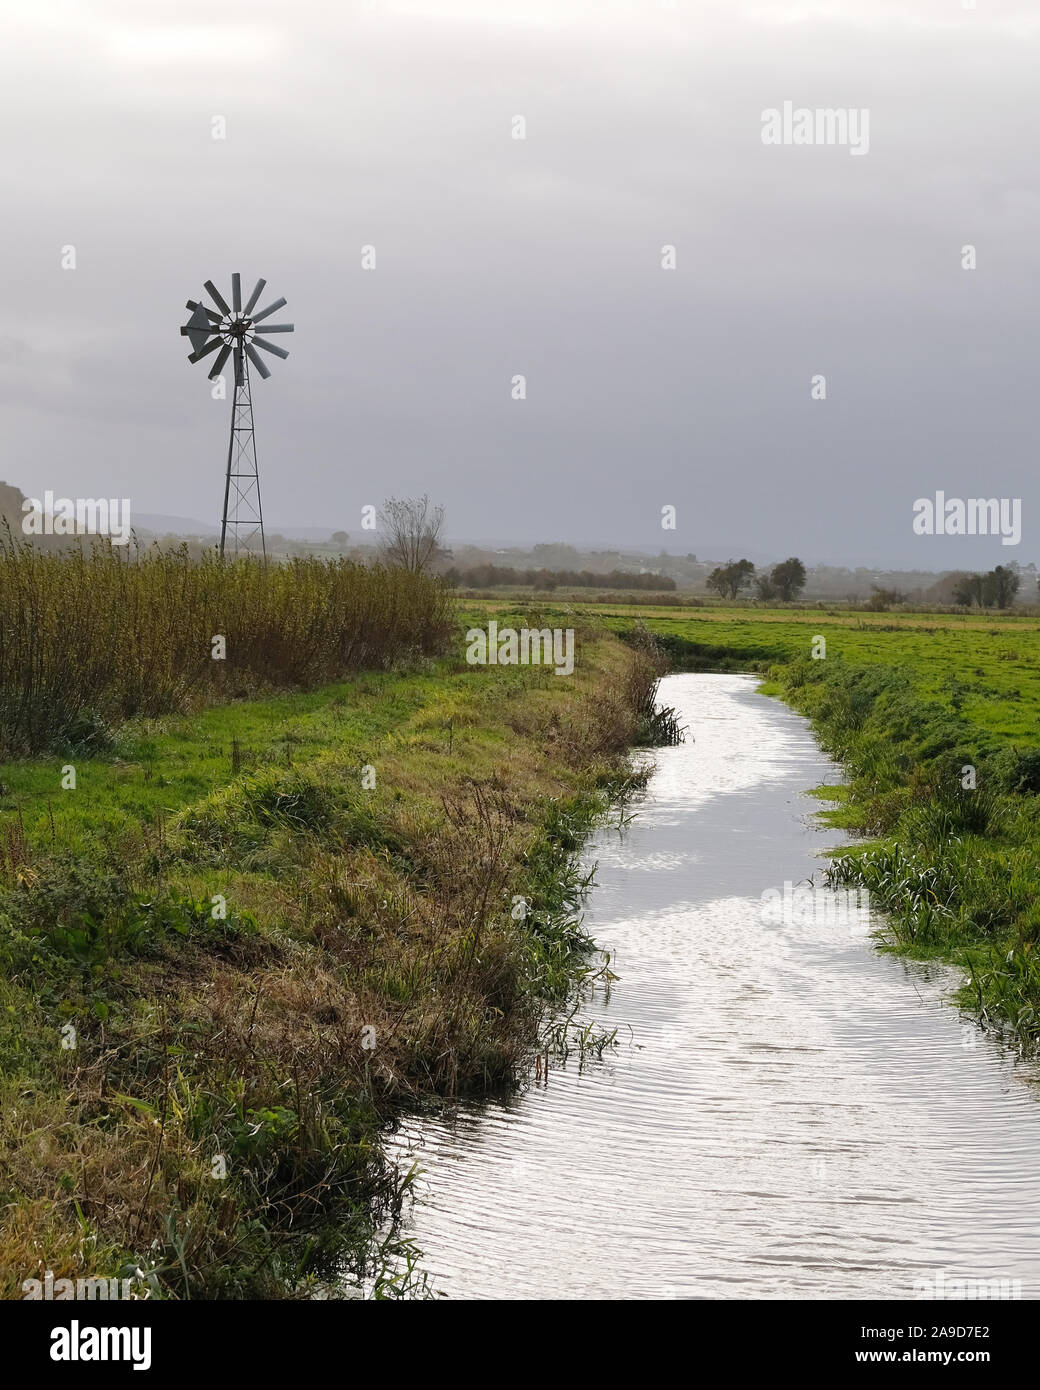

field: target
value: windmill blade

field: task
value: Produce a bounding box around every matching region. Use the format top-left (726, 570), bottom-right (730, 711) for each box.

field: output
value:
top-left (251, 297), bottom-right (286, 324)
top-left (188, 335), bottom-right (225, 363)
top-left (233, 344), bottom-right (244, 387)
top-left (186, 299), bottom-right (222, 323)
top-left (252, 323), bottom-right (293, 333)
top-left (207, 343), bottom-right (232, 380)
top-left (243, 278), bottom-right (266, 315)
top-left (231, 273), bottom-right (242, 313)
top-left (245, 343), bottom-right (271, 380)
top-left (204, 279), bottom-right (231, 316)
top-left (181, 303), bottom-right (216, 355)
top-left (252, 335), bottom-right (289, 359)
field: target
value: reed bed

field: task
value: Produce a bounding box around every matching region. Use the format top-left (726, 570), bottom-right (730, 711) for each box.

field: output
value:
top-left (0, 537), bottom-right (453, 756)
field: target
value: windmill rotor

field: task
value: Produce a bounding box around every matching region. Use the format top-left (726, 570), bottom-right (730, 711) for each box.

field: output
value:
top-left (179, 273), bottom-right (293, 558)
top-left (180, 274), bottom-right (294, 388)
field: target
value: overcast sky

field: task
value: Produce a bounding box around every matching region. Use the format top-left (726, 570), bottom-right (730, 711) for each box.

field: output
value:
top-left (2, 0), bottom-right (1038, 566)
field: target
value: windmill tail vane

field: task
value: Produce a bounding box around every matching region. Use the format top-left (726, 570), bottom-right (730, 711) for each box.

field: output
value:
top-left (179, 274), bottom-right (293, 559)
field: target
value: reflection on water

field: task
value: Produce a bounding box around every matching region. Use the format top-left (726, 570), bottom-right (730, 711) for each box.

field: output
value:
top-left (390, 674), bottom-right (1040, 1300)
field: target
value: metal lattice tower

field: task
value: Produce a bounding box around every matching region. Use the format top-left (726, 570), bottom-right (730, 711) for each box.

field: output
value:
top-left (179, 274), bottom-right (293, 559)
top-left (221, 356), bottom-right (265, 558)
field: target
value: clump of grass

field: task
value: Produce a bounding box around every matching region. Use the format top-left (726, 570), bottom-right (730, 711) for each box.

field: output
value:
top-left (620, 621), bottom-right (686, 746)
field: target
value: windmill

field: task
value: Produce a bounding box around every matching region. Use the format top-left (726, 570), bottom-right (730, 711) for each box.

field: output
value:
top-left (180, 274), bottom-right (293, 558)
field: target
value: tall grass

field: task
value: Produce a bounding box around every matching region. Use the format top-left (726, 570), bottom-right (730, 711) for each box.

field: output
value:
top-left (621, 620), bottom-right (686, 745)
top-left (0, 536), bottom-right (453, 756)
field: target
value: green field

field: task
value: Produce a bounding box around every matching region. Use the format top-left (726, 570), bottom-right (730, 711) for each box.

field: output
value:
top-left (0, 670), bottom-right (484, 859)
top-left (472, 599), bottom-right (1040, 748)
top-left (618, 607), bottom-right (1040, 747)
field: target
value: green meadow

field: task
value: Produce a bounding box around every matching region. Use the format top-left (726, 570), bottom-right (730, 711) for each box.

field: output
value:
top-left (589, 603), bottom-right (1040, 747)
top-left (0, 670), bottom-right (478, 861)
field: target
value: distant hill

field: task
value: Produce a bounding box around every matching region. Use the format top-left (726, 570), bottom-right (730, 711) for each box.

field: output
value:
top-left (131, 512), bottom-right (219, 536)
top-left (131, 516), bottom-right (352, 542)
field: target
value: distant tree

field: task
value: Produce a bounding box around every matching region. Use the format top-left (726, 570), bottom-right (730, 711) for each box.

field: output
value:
top-left (706, 558), bottom-right (755, 599)
top-left (952, 572), bottom-right (986, 607)
top-left (331, 530), bottom-right (349, 548)
top-left (530, 542), bottom-right (582, 569)
top-left (770, 557), bottom-right (807, 601)
top-left (755, 574), bottom-right (777, 600)
top-left (377, 496), bottom-right (447, 573)
top-left (444, 564), bottom-right (675, 592)
top-left (866, 586), bottom-right (906, 612)
top-left (984, 564), bottom-right (1020, 609)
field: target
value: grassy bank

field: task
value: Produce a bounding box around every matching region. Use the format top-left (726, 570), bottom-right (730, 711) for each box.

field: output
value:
top-left (0, 614), bottom-right (662, 1299)
top-left (480, 599), bottom-right (1040, 1055)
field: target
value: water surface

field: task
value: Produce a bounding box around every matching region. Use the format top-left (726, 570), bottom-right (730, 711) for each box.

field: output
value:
top-left (391, 674), bottom-right (1040, 1299)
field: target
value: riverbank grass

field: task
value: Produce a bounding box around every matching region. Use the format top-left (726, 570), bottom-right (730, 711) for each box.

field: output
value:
top-left (0, 620), bottom-right (659, 1298)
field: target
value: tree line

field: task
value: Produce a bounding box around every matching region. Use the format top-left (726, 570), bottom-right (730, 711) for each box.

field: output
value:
top-left (951, 565), bottom-right (1020, 608)
top-left (705, 557), bottom-right (807, 601)
top-left (442, 564), bottom-right (677, 591)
